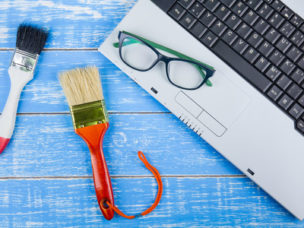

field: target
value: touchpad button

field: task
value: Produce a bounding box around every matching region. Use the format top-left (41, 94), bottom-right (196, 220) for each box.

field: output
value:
top-left (198, 111), bottom-right (227, 137)
top-left (175, 92), bottom-right (203, 118)
top-left (176, 91), bottom-right (227, 137)
top-left (185, 69), bottom-right (251, 128)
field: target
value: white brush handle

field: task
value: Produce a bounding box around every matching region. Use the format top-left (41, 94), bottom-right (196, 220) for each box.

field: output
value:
top-left (0, 67), bottom-right (33, 139)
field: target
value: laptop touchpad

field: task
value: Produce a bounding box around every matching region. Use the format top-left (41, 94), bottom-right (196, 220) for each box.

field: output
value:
top-left (181, 69), bottom-right (251, 129)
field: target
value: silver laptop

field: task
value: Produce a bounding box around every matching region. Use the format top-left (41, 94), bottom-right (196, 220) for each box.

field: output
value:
top-left (99, 0), bottom-right (304, 219)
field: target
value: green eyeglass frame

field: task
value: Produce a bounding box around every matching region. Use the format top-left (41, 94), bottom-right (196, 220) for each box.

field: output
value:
top-left (113, 31), bottom-right (215, 90)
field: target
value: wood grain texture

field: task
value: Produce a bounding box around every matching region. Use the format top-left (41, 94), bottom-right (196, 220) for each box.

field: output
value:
top-left (0, 0), bottom-right (302, 226)
top-left (0, 178), bottom-right (301, 227)
top-left (0, 51), bottom-right (167, 113)
top-left (0, 114), bottom-right (239, 177)
top-left (0, 0), bottom-right (136, 49)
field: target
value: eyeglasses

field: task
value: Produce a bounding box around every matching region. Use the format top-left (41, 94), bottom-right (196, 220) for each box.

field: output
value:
top-left (113, 31), bottom-right (215, 90)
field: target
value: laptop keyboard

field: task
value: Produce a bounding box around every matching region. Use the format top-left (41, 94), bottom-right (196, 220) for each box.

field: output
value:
top-left (151, 0), bottom-right (304, 135)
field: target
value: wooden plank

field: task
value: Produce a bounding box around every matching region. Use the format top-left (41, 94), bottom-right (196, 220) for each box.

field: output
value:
top-left (0, 114), bottom-right (240, 177)
top-left (0, 177), bottom-right (300, 227)
top-left (0, 0), bottom-right (136, 49)
top-left (0, 51), bottom-right (167, 113)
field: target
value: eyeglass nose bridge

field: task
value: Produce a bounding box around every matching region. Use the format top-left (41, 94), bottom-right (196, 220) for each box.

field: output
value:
top-left (158, 55), bottom-right (171, 64)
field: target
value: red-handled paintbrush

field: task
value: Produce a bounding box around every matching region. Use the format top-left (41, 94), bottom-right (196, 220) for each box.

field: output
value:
top-left (59, 67), bottom-right (114, 220)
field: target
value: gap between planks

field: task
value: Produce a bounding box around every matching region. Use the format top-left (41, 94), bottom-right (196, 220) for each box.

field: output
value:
top-left (0, 112), bottom-right (172, 116)
top-left (0, 48), bottom-right (98, 51)
top-left (0, 175), bottom-right (246, 180)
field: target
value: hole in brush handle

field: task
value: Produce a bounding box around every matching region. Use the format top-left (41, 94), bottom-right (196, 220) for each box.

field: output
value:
top-left (100, 199), bottom-right (110, 209)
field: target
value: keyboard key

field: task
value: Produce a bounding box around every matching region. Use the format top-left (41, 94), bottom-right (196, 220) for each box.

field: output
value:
top-left (258, 41), bottom-right (274, 57)
top-left (233, 38), bottom-right (248, 54)
top-left (178, 0), bottom-right (194, 8)
top-left (289, 103), bottom-right (304, 119)
top-left (243, 10), bottom-right (259, 26)
top-left (232, 1), bottom-right (248, 17)
top-left (201, 31), bottom-right (218, 47)
top-left (291, 69), bottom-right (304, 85)
top-left (180, 13), bottom-right (196, 29)
top-left (159, 0), bottom-right (304, 136)
top-left (287, 46), bottom-right (302, 62)
top-left (254, 18), bottom-right (270, 35)
top-left (278, 94), bottom-right (293, 110)
top-left (291, 15), bottom-right (304, 28)
top-left (255, 56), bottom-right (270, 72)
top-left (296, 120), bottom-right (304, 134)
top-left (280, 59), bottom-right (296, 75)
top-left (200, 11), bottom-right (216, 27)
top-left (244, 0), bottom-right (263, 10)
top-left (265, 28), bottom-right (281, 44)
top-left (288, 83), bottom-right (302, 99)
top-left (290, 31), bottom-right (304, 47)
top-left (269, 50), bottom-right (284, 66)
top-left (214, 4), bottom-right (230, 20)
top-left (203, 0), bottom-right (220, 12)
top-left (280, 21), bottom-right (296, 38)
top-left (211, 20), bottom-right (227, 36)
top-left (189, 2), bottom-right (205, 18)
top-left (267, 85), bottom-right (283, 101)
top-left (271, 0), bottom-right (284, 11)
top-left (257, 3), bottom-right (273, 19)
top-left (301, 24), bottom-right (304, 33)
top-left (299, 94), bottom-right (304, 107)
top-left (169, 3), bottom-right (186, 20)
top-left (266, 65), bottom-right (281, 81)
top-left (281, 7), bottom-right (294, 19)
top-left (247, 32), bottom-right (263, 48)
top-left (298, 56), bottom-right (304, 70)
top-left (226, 14), bottom-right (241, 30)
top-left (276, 74), bottom-right (292, 90)
top-left (219, 0), bottom-right (236, 7)
top-left (276, 37), bottom-right (291, 53)
top-left (236, 23), bottom-right (252, 39)
top-left (222, 29), bottom-right (238, 45)
top-left (156, 0), bottom-right (304, 136)
top-left (244, 47), bottom-right (260, 64)
top-left (269, 12), bottom-right (284, 29)
top-left (190, 22), bottom-right (207, 38)
top-left (213, 40), bottom-right (272, 92)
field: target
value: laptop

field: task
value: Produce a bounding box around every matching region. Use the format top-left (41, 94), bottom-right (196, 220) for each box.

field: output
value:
top-left (99, 0), bottom-right (304, 220)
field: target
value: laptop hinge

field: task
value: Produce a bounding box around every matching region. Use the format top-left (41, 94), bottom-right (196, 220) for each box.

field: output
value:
top-left (151, 0), bottom-right (175, 12)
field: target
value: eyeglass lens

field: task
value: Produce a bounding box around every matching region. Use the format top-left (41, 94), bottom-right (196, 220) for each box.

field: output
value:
top-left (121, 37), bottom-right (158, 71)
top-left (167, 60), bottom-right (205, 89)
top-left (120, 36), bottom-right (207, 90)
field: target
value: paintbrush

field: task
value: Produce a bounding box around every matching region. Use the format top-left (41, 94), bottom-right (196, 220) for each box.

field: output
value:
top-left (59, 66), bottom-right (114, 220)
top-left (0, 24), bottom-right (48, 153)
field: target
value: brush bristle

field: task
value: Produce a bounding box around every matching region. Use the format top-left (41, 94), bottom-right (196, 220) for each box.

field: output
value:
top-left (16, 24), bottom-right (48, 55)
top-left (59, 67), bottom-right (104, 107)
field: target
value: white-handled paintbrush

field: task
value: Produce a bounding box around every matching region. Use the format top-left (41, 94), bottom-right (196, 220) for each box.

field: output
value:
top-left (0, 24), bottom-right (48, 153)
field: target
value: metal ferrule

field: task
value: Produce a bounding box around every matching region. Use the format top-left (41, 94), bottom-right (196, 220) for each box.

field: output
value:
top-left (70, 100), bottom-right (109, 129)
top-left (10, 49), bottom-right (39, 73)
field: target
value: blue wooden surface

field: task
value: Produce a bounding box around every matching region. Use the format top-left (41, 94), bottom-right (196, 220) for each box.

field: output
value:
top-left (0, 178), bottom-right (302, 227)
top-left (0, 0), bottom-right (303, 227)
top-left (0, 51), bottom-right (167, 113)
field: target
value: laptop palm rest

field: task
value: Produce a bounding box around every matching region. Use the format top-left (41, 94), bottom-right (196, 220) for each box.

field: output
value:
top-left (99, 0), bottom-right (304, 219)
top-left (100, 33), bottom-right (250, 138)
top-left (175, 68), bottom-right (250, 136)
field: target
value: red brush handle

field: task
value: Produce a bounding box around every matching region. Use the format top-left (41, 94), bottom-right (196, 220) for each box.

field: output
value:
top-left (76, 123), bottom-right (114, 220)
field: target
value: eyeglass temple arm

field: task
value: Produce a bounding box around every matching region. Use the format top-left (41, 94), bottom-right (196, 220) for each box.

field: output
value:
top-left (113, 31), bottom-right (215, 87)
